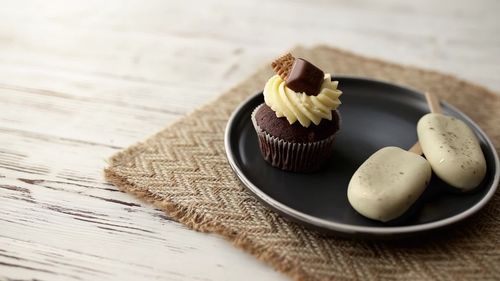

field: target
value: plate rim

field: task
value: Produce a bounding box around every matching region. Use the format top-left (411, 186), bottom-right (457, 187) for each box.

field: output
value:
top-left (224, 75), bottom-right (499, 236)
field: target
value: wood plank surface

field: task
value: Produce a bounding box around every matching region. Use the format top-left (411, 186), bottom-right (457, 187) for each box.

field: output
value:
top-left (1, 0), bottom-right (499, 280)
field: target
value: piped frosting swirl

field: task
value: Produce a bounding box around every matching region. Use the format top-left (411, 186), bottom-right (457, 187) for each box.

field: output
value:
top-left (263, 73), bottom-right (342, 127)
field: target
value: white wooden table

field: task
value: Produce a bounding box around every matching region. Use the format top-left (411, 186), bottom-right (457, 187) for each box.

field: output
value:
top-left (1, 0), bottom-right (499, 280)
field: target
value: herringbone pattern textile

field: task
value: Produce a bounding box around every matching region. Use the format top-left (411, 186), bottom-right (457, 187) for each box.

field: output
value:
top-left (105, 46), bottom-right (500, 281)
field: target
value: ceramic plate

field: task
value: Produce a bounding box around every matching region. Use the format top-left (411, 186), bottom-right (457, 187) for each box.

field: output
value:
top-left (224, 77), bottom-right (499, 238)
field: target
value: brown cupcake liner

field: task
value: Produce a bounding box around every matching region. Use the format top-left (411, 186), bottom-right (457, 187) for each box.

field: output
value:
top-left (251, 104), bottom-right (337, 172)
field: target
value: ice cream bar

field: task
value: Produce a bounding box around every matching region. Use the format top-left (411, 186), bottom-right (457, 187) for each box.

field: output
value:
top-left (417, 113), bottom-right (486, 191)
top-left (417, 92), bottom-right (486, 191)
top-left (347, 146), bottom-right (432, 222)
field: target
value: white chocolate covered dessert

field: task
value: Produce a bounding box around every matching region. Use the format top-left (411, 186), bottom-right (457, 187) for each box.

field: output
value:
top-left (347, 147), bottom-right (432, 222)
top-left (417, 113), bottom-right (486, 191)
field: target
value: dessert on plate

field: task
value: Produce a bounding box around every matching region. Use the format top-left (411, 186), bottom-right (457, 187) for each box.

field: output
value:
top-left (417, 113), bottom-right (486, 191)
top-left (251, 53), bottom-right (342, 172)
top-left (347, 145), bottom-right (432, 222)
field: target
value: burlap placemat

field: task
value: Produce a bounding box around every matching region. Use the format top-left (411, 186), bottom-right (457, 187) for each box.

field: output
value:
top-left (105, 46), bottom-right (500, 281)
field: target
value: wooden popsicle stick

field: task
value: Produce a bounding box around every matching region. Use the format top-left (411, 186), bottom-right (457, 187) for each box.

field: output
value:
top-left (425, 92), bottom-right (443, 114)
top-left (408, 142), bottom-right (423, 155)
top-left (407, 92), bottom-right (442, 155)
top-left (408, 93), bottom-right (441, 155)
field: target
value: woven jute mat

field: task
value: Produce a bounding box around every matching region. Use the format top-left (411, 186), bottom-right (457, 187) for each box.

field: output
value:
top-left (105, 46), bottom-right (500, 281)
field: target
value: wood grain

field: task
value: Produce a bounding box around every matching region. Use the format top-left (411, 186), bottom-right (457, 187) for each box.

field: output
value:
top-left (0, 0), bottom-right (499, 280)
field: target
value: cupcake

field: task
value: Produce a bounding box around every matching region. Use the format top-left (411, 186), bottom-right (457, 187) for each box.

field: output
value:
top-left (252, 53), bottom-right (342, 172)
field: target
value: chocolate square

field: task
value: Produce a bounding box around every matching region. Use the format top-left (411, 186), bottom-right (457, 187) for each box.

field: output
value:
top-left (285, 58), bottom-right (324, 96)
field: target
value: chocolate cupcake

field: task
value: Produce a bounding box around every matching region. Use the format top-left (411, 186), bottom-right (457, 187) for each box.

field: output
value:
top-left (251, 53), bottom-right (342, 172)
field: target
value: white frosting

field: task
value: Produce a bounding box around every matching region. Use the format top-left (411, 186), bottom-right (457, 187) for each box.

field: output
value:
top-left (347, 147), bottom-right (432, 222)
top-left (417, 113), bottom-right (486, 191)
top-left (263, 74), bottom-right (342, 128)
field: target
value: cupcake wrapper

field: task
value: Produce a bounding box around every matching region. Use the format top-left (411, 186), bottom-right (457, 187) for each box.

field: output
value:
top-left (251, 104), bottom-right (337, 173)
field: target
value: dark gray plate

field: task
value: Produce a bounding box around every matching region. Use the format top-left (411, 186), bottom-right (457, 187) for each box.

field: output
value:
top-left (224, 77), bottom-right (499, 238)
